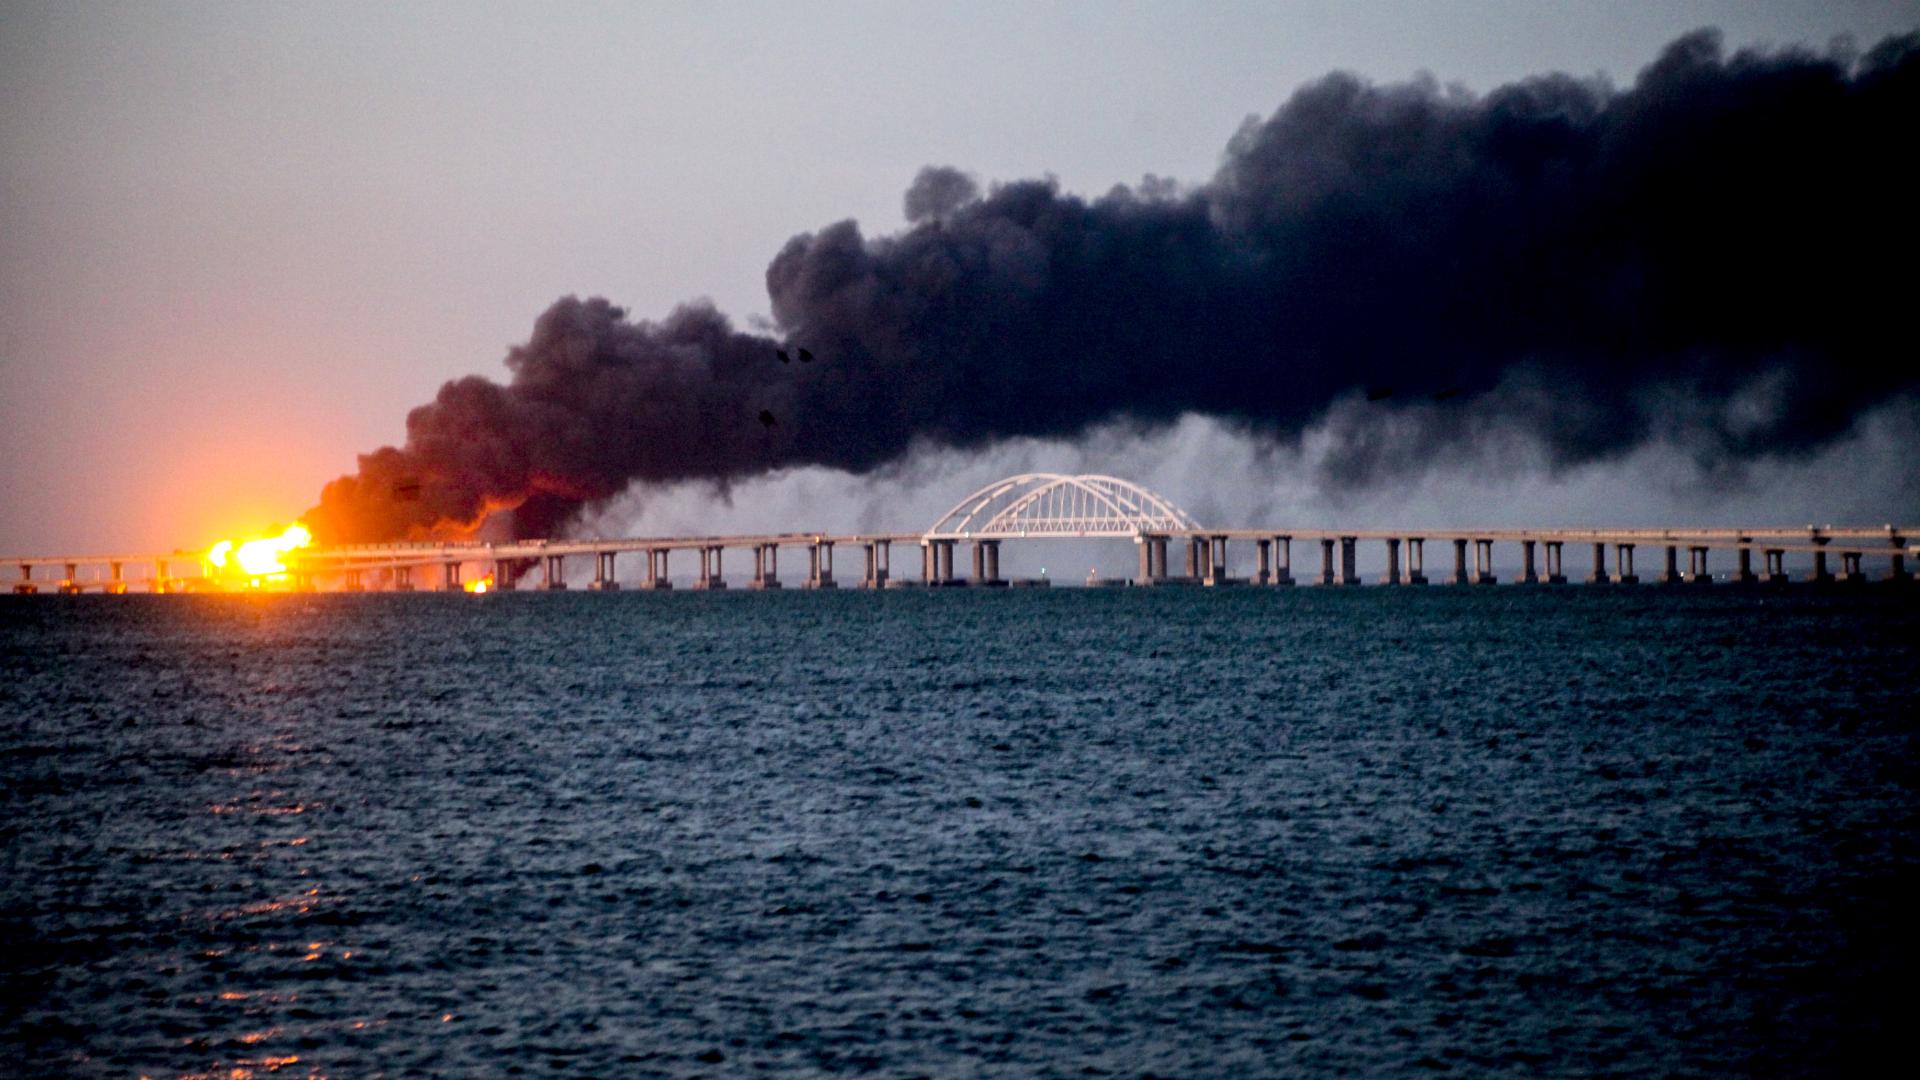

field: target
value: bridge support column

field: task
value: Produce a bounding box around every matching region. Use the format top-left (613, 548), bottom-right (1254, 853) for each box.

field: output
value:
top-left (1733, 542), bottom-right (1757, 584)
top-left (343, 568), bottom-right (364, 592)
top-left (1812, 539), bottom-right (1832, 584)
top-left (106, 561), bottom-right (127, 595)
top-left (1272, 536), bottom-right (1293, 585)
top-left (693, 546), bottom-right (726, 589)
top-left (1474, 540), bottom-right (1498, 585)
top-left (1402, 538), bottom-right (1426, 585)
top-left (1185, 537), bottom-right (1202, 583)
top-left (395, 565), bottom-right (416, 592)
top-left (936, 539), bottom-right (956, 586)
top-left (1614, 544), bottom-right (1638, 585)
top-left (1689, 546), bottom-right (1711, 584)
top-left (1889, 550), bottom-right (1910, 583)
top-left (1205, 536), bottom-right (1232, 585)
top-left (750, 543), bottom-right (781, 589)
top-left (443, 561), bottom-right (464, 592)
top-left (922, 542), bottom-right (935, 585)
top-left (1763, 548), bottom-right (1787, 584)
top-left (1840, 551), bottom-right (1866, 583)
top-left (1334, 536), bottom-right (1358, 585)
top-left (587, 552), bottom-right (618, 591)
top-left (1151, 536), bottom-right (1169, 583)
top-left (1381, 538), bottom-right (1401, 585)
top-left (1543, 541), bottom-right (1566, 584)
top-left (1585, 543), bottom-right (1606, 584)
top-left (1520, 540), bottom-right (1538, 584)
top-left (1138, 538), bottom-right (1153, 585)
top-left (970, 540), bottom-right (1003, 586)
top-left (1661, 544), bottom-right (1684, 585)
top-left (1320, 538), bottom-right (1336, 585)
top-left (58, 562), bottom-right (81, 594)
top-left (876, 540), bottom-right (890, 587)
top-left (804, 541), bottom-right (836, 589)
top-left (491, 560), bottom-right (513, 591)
top-left (1255, 539), bottom-right (1270, 584)
top-left (12, 563), bottom-right (35, 594)
top-left (1452, 539), bottom-right (1470, 585)
top-left (541, 554), bottom-right (566, 590)
top-left (641, 549), bottom-right (671, 590)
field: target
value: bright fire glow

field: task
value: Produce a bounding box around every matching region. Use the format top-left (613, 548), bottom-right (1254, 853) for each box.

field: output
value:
top-left (207, 523), bottom-right (313, 587)
top-left (465, 574), bottom-right (493, 594)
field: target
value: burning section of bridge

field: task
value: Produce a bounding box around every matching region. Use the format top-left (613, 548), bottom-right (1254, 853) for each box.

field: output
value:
top-left (206, 524), bottom-right (312, 589)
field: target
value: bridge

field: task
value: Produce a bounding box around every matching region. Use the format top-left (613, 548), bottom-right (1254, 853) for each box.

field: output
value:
top-left (4, 473), bottom-right (1916, 593)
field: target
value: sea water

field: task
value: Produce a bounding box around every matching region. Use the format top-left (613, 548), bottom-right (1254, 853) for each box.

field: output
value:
top-left (3, 587), bottom-right (1916, 1077)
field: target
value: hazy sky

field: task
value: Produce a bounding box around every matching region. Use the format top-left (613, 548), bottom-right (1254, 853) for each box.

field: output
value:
top-left (3, 1), bottom-right (1917, 554)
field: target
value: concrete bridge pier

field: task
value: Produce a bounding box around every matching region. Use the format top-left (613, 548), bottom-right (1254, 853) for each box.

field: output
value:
top-left (1206, 535), bottom-right (1234, 585)
top-left (1661, 544), bottom-right (1685, 585)
top-left (12, 563), bottom-right (35, 594)
top-left (1889, 550), bottom-right (1910, 583)
top-left (442, 561), bottom-right (465, 592)
top-left (59, 562), bottom-right (81, 594)
top-left (875, 540), bottom-right (890, 587)
top-left (1613, 544), bottom-right (1638, 585)
top-left (1733, 543), bottom-right (1757, 584)
top-left (1134, 535), bottom-right (1170, 585)
top-left (1543, 541), bottom-right (1566, 584)
top-left (1405, 537), bottom-right (1428, 585)
top-left (1337, 537), bottom-right (1360, 585)
top-left (394, 565), bottom-right (416, 592)
top-left (1272, 536), bottom-right (1293, 585)
top-left (1520, 540), bottom-right (1538, 584)
top-left (588, 552), bottom-right (619, 591)
top-left (344, 568), bottom-right (365, 592)
top-left (749, 543), bottom-right (782, 589)
top-left (491, 560), bottom-right (513, 591)
top-left (107, 561), bottom-right (127, 595)
top-left (692, 546), bottom-right (726, 590)
top-left (1453, 538), bottom-right (1470, 585)
top-left (1840, 551), bottom-right (1867, 583)
top-left (541, 554), bottom-right (566, 590)
top-left (1689, 546), bottom-right (1711, 584)
top-left (803, 541), bottom-right (836, 589)
top-left (1763, 548), bottom-right (1788, 584)
top-left (1473, 540), bottom-right (1498, 585)
top-left (932, 539), bottom-right (956, 586)
top-left (1588, 543), bottom-right (1609, 584)
top-left (1381, 537), bottom-right (1401, 585)
top-left (642, 549), bottom-right (672, 589)
top-left (1184, 537), bottom-right (1207, 584)
top-left (1136, 536), bottom-right (1154, 585)
top-left (1320, 538), bottom-right (1337, 585)
top-left (1254, 539), bottom-right (1270, 584)
top-left (972, 540), bottom-right (1006, 586)
top-left (1811, 537), bottom-right (1833, 584)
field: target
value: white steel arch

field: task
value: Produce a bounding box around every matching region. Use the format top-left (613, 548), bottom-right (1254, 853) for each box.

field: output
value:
top-left (925, 473), bottom-right (1203, 539)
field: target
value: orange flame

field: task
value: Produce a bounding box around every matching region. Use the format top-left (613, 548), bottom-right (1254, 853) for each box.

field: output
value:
top-left (465, 574), bottom-right (494, 594)
top-left (207, 524), bottom-right (312, 588)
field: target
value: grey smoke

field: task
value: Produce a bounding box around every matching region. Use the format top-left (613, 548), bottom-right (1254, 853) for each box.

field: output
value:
top-left (306, 29), bottom-right (1919, 543)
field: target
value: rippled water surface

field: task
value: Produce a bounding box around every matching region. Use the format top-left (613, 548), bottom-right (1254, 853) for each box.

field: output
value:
top-left (3, 588), bottom-right (1917, 1077)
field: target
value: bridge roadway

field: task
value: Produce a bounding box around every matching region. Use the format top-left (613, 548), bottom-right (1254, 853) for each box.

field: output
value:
top-left (5, 524), bottom-right (1915, 593)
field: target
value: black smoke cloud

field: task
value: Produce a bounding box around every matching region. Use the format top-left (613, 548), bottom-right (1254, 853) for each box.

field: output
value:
top-left (307, 29), bottom-right (1919, 543)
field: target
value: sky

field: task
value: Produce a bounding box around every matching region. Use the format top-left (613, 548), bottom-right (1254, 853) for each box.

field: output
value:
top-left (3, 0), bottom-right (1917, 556)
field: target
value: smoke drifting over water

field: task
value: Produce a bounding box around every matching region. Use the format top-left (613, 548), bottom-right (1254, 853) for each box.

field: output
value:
top-left (306, 30), bottom-right (1919, 543)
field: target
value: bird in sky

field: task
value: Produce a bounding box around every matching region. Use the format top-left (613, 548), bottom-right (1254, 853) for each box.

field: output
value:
top-left (776, 348), bottom-right (792, 364)
top-left (798, 348), bottom-right (815, 363)
top-left (758, 409), bottom-right (777, 428)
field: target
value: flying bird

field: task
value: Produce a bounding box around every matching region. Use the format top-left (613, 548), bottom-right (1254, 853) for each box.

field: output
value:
top-left (798, 348), bottom-right (815, 363)
top-left (776, 348), bottom-right (792, 364)
top-left (758, 409), bottom-right (777, 428)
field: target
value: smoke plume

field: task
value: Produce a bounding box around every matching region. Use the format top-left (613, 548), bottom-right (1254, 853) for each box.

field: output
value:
top-left (306, 29), bottom-right (1919, 543)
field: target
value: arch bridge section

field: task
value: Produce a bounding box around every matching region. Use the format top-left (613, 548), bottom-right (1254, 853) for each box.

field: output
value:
top-left (919, 473), bottom-right (1204, 587)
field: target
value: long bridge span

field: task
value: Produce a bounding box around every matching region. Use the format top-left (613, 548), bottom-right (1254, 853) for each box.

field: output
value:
top-left (5, 474), bottom-right (1915, 593)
